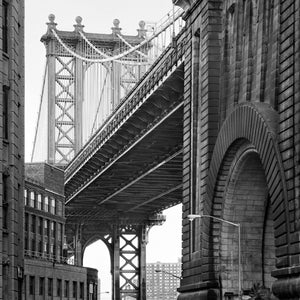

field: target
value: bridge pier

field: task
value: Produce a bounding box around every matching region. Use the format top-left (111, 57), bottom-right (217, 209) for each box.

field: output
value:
top-left (112, 224), bottom-right (147, 300)
top-left (175, 0), bottom-right (300, 299)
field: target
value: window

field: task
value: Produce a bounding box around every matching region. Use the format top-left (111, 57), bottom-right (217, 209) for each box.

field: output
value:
top-left (38, 240), bottom-right (43, 254)
top-left (44, 220), bottom-right (49, 236)
top-left (44, 196), bottom-right (49, 212)
top-left (29, 276), bottom-right (35, 295)
top-left (64, 281), bottom-right (69, 298)
top-left (30, 191), bottom-right (35, 208)
top-left (24, 189), bottom-right (28, 206)
top-left (31, 215), bottom-right (36, 233)
top-left (39, 277), bottom-right (44, 295)
top-left (57, 279), bottom-right (62, 297)
top-left (38, 217), bottom-right (42, 235)
top-left (37, 194), bottom-right (42, 210)
top-left (73, 281), bottom-right (77, 298)
top-left (48, 278), bottom-right (53, 296)
top-left (50, 198), bottom-right (56, 214)
top-left (51, 221), bottom-right (55, 238)
top-left (57, 223), bottom-right (62, 241)
top-left (80, 282), bottom-right (84, 299)
top-left (2, 1), bottom-right (8, 53)
top-left (25, 214), bottom-right (29, 232)
top-left (3, 85), bottom-right (9, 140)
top-left (2, 175), bottom-right (8, 229)
top-left (31, 238), bottom-right (36, 252)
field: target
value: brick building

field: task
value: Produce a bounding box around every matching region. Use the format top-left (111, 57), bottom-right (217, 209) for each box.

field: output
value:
top-left (24, 163), bottom-right (98, 300)
top-left (0, 0), bottom-right (24, 299)
top-left (146, 261), bottom-right (181, 300)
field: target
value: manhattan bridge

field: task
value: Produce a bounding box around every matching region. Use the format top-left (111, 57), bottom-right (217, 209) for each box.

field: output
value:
top-left (29, 1), bottom-right (300, 300)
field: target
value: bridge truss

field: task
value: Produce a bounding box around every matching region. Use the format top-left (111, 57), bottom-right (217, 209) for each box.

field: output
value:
top-left (31, 9), bottom-right (184, 165)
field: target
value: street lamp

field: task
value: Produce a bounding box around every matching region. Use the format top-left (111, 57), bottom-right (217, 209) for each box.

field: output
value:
top-left (155, 269), bottom-right (182, 279)
top-left (187, 214), bottom-right (241, 299)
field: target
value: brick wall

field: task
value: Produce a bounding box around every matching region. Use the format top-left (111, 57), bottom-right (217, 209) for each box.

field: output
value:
top-left (0, 1), bottom-right (24, 299)
top-left (178, 0), bottom-right (300, 299)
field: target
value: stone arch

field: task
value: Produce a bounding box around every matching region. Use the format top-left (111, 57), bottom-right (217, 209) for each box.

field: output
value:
top-left (212, 140), bottom-right (276, 295)
top-left (202, 103), bottom-right (289, 295)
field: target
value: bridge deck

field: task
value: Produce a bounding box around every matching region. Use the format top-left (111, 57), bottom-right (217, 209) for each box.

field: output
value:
top-left (65, 31), bottom-right (185, 224)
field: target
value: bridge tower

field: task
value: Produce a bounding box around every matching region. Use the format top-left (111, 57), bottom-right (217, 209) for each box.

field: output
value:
top-left (40, 15), bottom-right (147, 165)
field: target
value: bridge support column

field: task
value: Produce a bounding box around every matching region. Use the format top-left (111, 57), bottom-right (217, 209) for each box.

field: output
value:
top-left (111, 224), bottom-right (147, 300)
top-left (74, 223), bottom-right (83, 266)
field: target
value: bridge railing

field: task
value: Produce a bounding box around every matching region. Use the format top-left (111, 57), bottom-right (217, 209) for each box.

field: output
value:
top-left (65, 27), bottom-right (186, 180)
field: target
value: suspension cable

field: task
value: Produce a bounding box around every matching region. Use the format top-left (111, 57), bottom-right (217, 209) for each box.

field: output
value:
top-left (31, 59), bottom-right (48, 162)
top-left (51, 9), bottom-right (183, 63)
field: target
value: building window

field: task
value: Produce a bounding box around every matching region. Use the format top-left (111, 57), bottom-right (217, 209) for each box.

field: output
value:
top-left (25, 214), bottom-right (29, 232)
top-left (44, 219), bottom-right (49, 236)
top-left (51, 221), bottom-right (55, 238)
top-left (57, 279), bottom-right (62, 297)
top-left (73, 281), bottom-right (77, 298)
top-left (44, 196), bottom-right (49, 212)
top-left (37, 194), bottom-right (42, 210)
top-left (48, 278), bottom-right (53, 296)
top-left (30, 191), bottom-right (35, 208)
top-left (2, 1), bottom-right (8, 53)
top-left (31, 215), bottom-right (36, 233)
top-left (2, 175), bottom-right (8, 229)
top-left (38, 217), bottom-right (42, 235)
top-left (29, 276), bottom-right (35, 295)
top-left (2, 85), bottom-right (9, 140)
top-left (64, 281), bottom-right (69, 298)
top-left (57, 223), bottom-right (62, 241)
top-left (50, 198), bottom-right (56, 214)
top-left (80, 282), bottom-right (84, 299)
top-left (39, 277), bottom-right (45, 295)
top-left (24, 189), bottom-right (28, 206)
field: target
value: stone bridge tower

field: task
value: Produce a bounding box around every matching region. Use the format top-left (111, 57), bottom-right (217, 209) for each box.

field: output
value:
top-left (175, 1), bottom-right (300, 299)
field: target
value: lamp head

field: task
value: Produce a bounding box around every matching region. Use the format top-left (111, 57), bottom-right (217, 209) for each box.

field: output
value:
top-left (187, 214), bottom-right (201, 221)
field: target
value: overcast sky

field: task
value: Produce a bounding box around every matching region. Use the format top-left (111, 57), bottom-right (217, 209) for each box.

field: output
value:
top-left (25, 1), bottom-right (182, 298)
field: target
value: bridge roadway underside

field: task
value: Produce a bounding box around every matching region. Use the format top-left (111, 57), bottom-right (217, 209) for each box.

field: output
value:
top-left (65, 64), bottom-right (184, 234)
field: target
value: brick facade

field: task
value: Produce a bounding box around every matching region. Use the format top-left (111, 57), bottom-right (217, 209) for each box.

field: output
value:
top-left (176, 0), bottom-right (300, 299)
top-left (0, 0), bottom-right (24, 299)
top-left (24, 163), bottom-right (98, 300)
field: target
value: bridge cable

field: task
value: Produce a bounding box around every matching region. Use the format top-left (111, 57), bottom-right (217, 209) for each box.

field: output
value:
top-left (31, 59), bottom-right (48, 162)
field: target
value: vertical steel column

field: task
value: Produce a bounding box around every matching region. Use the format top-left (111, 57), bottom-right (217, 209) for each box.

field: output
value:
top-left (139, 226), bottom-right (147, 300)
top-left (112, 225), bottom-right (121, 300)
top-left (112, 60), bottom-right (121, 109)
top-left (74, 19), bottom-right (84, 154)
top-left (74, 223), bottom-right (83, 266)
top-left (46, 37), bottom-right (56, 164)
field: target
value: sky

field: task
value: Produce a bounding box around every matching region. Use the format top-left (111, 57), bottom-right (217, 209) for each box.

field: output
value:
top-left (25, 1), bottom-right (182, 299)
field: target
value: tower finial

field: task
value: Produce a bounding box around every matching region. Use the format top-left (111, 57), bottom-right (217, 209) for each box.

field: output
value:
top-left (46, 14), bottom-right (57, 33)
top-left (74, 16), bottom-right (84, 32)
top-left (111, 19), bottom-right (122, 35)
top-left (137, 20), bottom-right (147, 38)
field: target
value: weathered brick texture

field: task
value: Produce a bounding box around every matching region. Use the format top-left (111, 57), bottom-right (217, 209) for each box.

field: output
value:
top-left (178, 0), bottom-right (300, 299)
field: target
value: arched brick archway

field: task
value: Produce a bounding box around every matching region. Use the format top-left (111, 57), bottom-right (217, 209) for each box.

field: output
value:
top-left (203, 103), bottom-right (290, 297)
top-left (213, 141), bottom-right (276, 295)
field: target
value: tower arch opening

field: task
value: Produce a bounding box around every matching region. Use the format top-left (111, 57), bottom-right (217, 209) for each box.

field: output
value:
top-left (83, 238), bottom-right (112, 299)
top-left (214, 144), bottom-right (276, 296)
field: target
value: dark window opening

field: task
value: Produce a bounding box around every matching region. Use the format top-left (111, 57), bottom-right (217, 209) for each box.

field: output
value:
top-left (3, 85), bottom-right (9, 139)
top-left (29, 276), bottom-right (35, 295)
top-left (2, 2), bottom-right (8, 53)
top-left (39, 277), bottom-right (44, 295)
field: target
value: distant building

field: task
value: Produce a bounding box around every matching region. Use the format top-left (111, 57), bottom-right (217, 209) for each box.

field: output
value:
top-left (146, 261), bottom-right (181, 300)
top-left (0, 0), bottom-right (25, 299)
top-left (24, 163), bottom-right (98, 299)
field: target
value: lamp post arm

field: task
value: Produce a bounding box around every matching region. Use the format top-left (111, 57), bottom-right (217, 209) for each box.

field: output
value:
top-left (155, 269), bottom-right (181, 279)
top-left (200, 214), bottom-right (239, 227)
